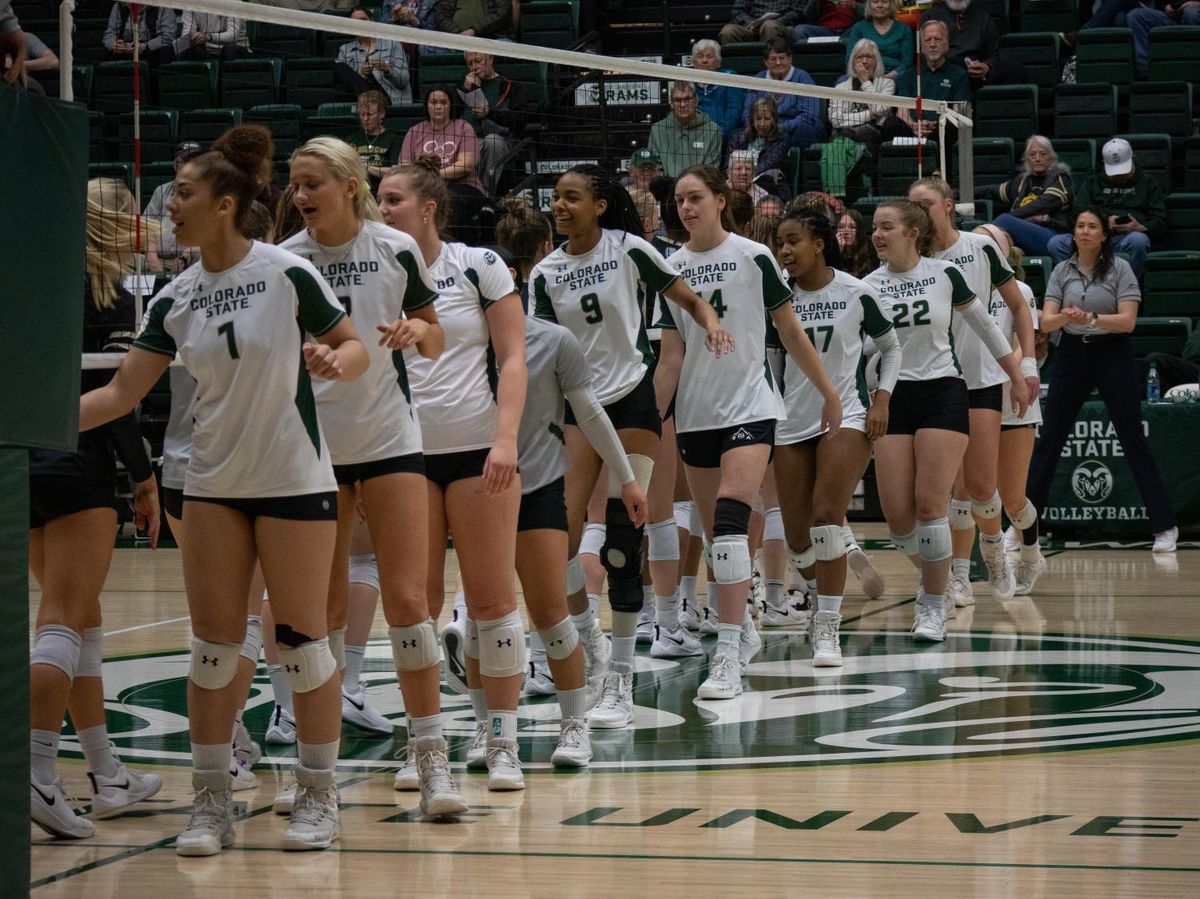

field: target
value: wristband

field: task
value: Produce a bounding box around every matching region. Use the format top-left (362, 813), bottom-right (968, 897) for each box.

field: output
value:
top-left (1020, 357), bottom-right (1038, 378)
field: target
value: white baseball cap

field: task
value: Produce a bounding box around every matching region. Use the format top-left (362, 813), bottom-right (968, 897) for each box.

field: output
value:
top-left (1102, 138), bottom-right (1133, 177)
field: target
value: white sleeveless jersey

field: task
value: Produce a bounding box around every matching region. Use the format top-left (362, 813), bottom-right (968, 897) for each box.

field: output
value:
top-left (161, 366), bottom-right (197, 490)
top-left (531, 229), bottom-right (679, 405)
top-left (659, 233), bottom-right (790, 433)
top-left (934, 231), bottom-right (1015, 390)
top-left (134, 241), bottom-right (344, 498)
top-left (282, 221), bottom-right (437, 465)
top-left (996, 279), bottom-right (1042, 426)
top-left (865, 257), bottom-right (975, 382)
top-left (518, 317), bottom-right (592, 495)
top-left (405, 243), bottom-right (517, 455)
top-left (775, 269), bottom-right (895, 444)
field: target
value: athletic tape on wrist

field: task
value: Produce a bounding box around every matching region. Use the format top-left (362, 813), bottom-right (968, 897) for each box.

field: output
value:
top-left (1019, 356), bottom-right (1038, 378)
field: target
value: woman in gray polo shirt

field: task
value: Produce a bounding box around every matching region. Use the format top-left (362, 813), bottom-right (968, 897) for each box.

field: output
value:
top-left (1025, 206), bottom-right (1178, 552)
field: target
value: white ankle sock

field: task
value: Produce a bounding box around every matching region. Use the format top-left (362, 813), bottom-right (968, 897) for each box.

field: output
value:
top-left (655, 592), bottom-right (679, 631)
top-left (297, 739), bottom-right (339, 772)
top-left (31, 729), bottom-right (59, 783)
top-left (78, 724), bottom-right (119, 777)
top-left (191, 742), bottom-right (231, 775)
top-left (343, 644), bottom-right (366, 685)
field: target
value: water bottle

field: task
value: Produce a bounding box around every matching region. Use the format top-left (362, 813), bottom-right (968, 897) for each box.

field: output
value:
top-left (1147, 363), bottom-right (1161, 403)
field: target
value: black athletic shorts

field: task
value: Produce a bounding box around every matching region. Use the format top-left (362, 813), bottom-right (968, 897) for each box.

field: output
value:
top-left (677, 419), bottom-right (776, 469)
top-left (887, 378), bottom-right (970, 435)
top-left (967, 384), bottom-right (1004, 412)
top-left (334, 452), bottom-right (424, 486)
top-left (518, 476), bottom-right (567, 532)
top-left (1001, 422), bottom-right (1036, 432)
top-left (29, 475), bottom-right (119, 529)
top-left (184, 492), bottom-right (338, 521)
top-left (424, 448), bottom-right (491, 489)
top-left (163, 486), bottom-right (184, 520)
top-left (566, 367), bottom-right (662, 436)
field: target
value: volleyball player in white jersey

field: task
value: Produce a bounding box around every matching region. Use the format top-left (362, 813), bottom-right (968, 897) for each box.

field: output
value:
top-left (866, 199), bottom-right (1029, 642)
top-left (377, 159), bottom-right (529, 789)
top-left (280, 138), bottom-right (468, 817)
top-left (773, 208), bottom-right (901, 665)
top-left (908, 178), bottom-right (1039, 607)
top-left (531, 164), bottom-right (733, 728)
top-left (79, 125), bottom-right (369, 855)
top-left (655, 166), bottom-right (842, 699)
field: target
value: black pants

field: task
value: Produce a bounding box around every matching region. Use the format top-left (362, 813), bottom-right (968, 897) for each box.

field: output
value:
top-left (334, 61), bottom-right (388, 98)
top-left (177, 44), bottom-right (247, 62)
top-left (1026, 333), bottom-right (1176, 534)
top-left (1144, 352), bottom-right (1200, 393)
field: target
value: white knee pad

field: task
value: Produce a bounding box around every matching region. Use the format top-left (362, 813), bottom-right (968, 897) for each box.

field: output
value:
top-left (971, 491), bottom-right (1002, 521)
top-left (580, 522), bottom-right (606, 557)
top-left (327, 627), bottom-right (347, 671)
top-left (763, 506), bottom-right (785, 543)
top-left (673, 500), bottom-right (695, 534)
top-left (277, 637), bottom-right (339, 694)
top-left (712, 535), bottom-right (752, 585)
top-left (689, 502), bottom-right (703, 537)
top-left (464, 615), bottom-right (480, 660)
top-left (477, 610), bottom-right (527, 678)
top-left (1009, 500), bottom-right (1038, 530)
top-left (609, 453), bottom-right (654, 495)
top-left (240, 615), bottom-right (262, 664)
top-left (702, 539), bottom-right (713, 568)
top-left (31, 625), bottom-right (82, 681)
top-left (646, 518), bottom-right (680, 562)
top-left (566, 554), bottom-right (586, 595)
top-left (810, 525), bottom-right (847, 562)
top-left (890, 528), bottom-right (918, 556)
top-left (538, 617), bottom-right (579, 661)
top-left (950, 499), bottom-right (974, 531)
top-left (76, 627), bottom-right (103, 678)
top-left (790, 545), bottom-right (816, 576)
top-left (189, 638), bottom-right (242, 690)
top-left (917, 518), bottom-right (953, 562)
top-left (348, 552), bottom-right (380, 591)
top-left (388, 619), bottom-right (439, 671)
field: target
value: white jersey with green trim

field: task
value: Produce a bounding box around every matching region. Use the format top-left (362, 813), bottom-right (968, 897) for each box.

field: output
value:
top-left (934, 231), bottom-right (1015, 390)
top-left (405, 242), bottom-right (516, 455)
top-left (996, 279), bottom-right (1043, 426)
top-left (776, 269), bottom-right (895, 444)
top-left (531, 228), bottom-right (679, 405)
top-left (518, 317), bottom-right (592, 495)
top-left (660, 233), bottom-right (789, 433)
top-left (865, 257), bottom-right (976, 383)
top-left (282, 221), bottom-right (437, 465)
top-left (133, 241), bottom-right (344, 498)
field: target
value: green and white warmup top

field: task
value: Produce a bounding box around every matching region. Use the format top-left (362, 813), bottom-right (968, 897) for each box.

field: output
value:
top-left (659, 232), bottom-right (790, 433)
top-left (518, 317), bottom-right (592, 495)
top-left (865, 257), bottom-right (976, 382)
top-left (405, 242), bottom-right (516, 455)
top-left (282, 220), bottom-right (437, 464)
top-left (933, 231), bottom-right (1015, 390)
top-left (134, 241), bottom-right (344, 498)
top-left (995, 279), bottom-right (1042, 427)
top-left (531, 228), bottom-right (679, 405)
top-left (776, 269), bottom-right (895, 444)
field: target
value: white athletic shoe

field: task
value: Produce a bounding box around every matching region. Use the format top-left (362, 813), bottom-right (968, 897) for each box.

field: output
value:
top-left (31, 776), bottom-right (95, 839)
top-left (679, 598), bottom-right (702, 632)
top-left (466, 721), bottom-right (489, 771)
top-left (441, 611), bottom-right (469, 695)
top-left (175, 772), bottom-right (234, 857)
top-left (579, 623), bottom-right (612, 686)
top-left (635, 604), bottom-right (655, 645)
top-left (697, 650), bottom-right (742, 700)
top-left (981, 539), bottom-right (1015, 600)
top-left (233, 720), bottom-right (261, 769)
top-left (698, 606), bottom-right (720, 636)
top-left (811, 611), bottom-right (843, 667)
top-left (911, 601), bottom-right (946, 643)
top-left (943, 590), bottom-right (958, 620)
top-left (523, 654), bottom-right (556, 696)
top-left (739, 621), bottom-right (763, 669)
top-left (266, 704), bottom-right (297, 745)
top-left (587, 669), bottom-right (634, 729)
top-left (947, 572), bottom-right (975, 608)
top-left (848, 548), bottom-right (885, 600)
top-left (229, 760), bottom-right (257, 792)
top-left (650, 624), bottom-right (703, 658)
top-left (414, 736), bottom-right (468, 817)
top-left (89, 760), bottom-right (163, 819)
top-left (551, 718), bottom-right (592, 768)
top-left (761, 588), bottom-right (811, 628)
top-left (273, 781), bottom-right (297, 815)
top-left (342, 682), bottom-right (394, 735)
top-left (1003, 526), bottom-right (1021, 553)
top-left (282, 766), bottom-right (339, 851)
top-left (1153, 526), bottom-right (1179, 553)
top-left (485, 738), bottom-right (525, 791)
top-left (1013, 552), bottom-right (1047, 596)
top-left (392, 739), bottom-right (419, 791)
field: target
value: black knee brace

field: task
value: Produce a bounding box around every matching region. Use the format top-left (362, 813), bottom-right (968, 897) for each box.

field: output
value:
top-left (713, 497), bottom-right (752, 538)
top-left (602, 498), bottom-right (644, 613)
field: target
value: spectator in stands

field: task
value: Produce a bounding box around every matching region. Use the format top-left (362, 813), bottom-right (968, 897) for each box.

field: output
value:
top-left (1128, 3), bottom-right (1200, 79)
top-left (647, 80), bottom-right (723, 177)
top-left (382, 0), bottom-right (437, 31)
top-left (460, 51), bottom-right (525, 194)
top-left (892, 20), bottom-right (968, 142)
top-left (991, 135), bottom-right (1073, 257)
top-left (719, 0), bottom-right (801, 44)
top-left (400, 85), bottom-right (488, 233)
top-left (1144, 327), bottom-right (1200, 393)
top-left (335, 6), bottom-right (413, 106)
top-left (434, 0), bottom-right (514, 40)
top-left (793, 0), bottom-right (860, 40)
top-left (843, 0), bottom-right (914, 81)
top-left (829, 39), bottom-right (897, 154)
top-left (755, 196), bottom-right (784, 219)
top-left (921, 0), bottom-right (1025, 88)
top-left (3, 26), bottom-right (55, 94)
top-left (0, 0), bottom-right (27, 88)
top-left (743, 37), bottom-right (826, 150)
top-left (726, 97), bottom-right (790, 174)
top-left (835, 208), bottom-right (879, 277)
top-left (729, 188), bottom-right (756, 235)
top-left (626, 148), bottom-right (663, 192)
top-left (691, 39), bottom-right (744, 136)
top-left (102, 3), bottom-right (176, 67)
top-left (349, 89), bottom-right (401, 188)
top-left (143, 141), bottom-right (205, 272)
top-left (627, 186), bottom-right (662, 243)
top-left (727, 149), bottom-right (771, 205)
top-left (176, 11), bottom-right (249, 61)
top-left (1046, 138), bottom-right (1164, 279)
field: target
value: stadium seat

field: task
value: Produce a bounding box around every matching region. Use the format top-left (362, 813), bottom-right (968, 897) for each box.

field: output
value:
top-left (997, 32), bottom-right (1060, 93)
top-left (784, 146), bottom-right (803, 194)
top-left (1128, 82), bottom-right (1194, 139)
top-left (92, 60), bottom-right (149, 115)
top-left (792, 38), bottom-right (845, 88)
top-left (878, 140), bottom-right (937, 196)
top-left (1115, 134), bottom-right (1172, 195)
top-left (502, 60), bottom-right (550, 110)
top-left (72, 17), bottom-right (111, 65)
top-left (1075, 28), bottom-right (1135, 86)
top-left (179, 108), bottom-right (243, 146)
top-left (1148, 26), bottom-right (1200, 84)
top-left (252, 22), bottom-right (315, 58)
top-left (1053, 138), bottom-right (1095, 177)
top-left (87, 109), bottom-right (107, 163)
top-left (139, 160), bottom-right (176, 200)
top-left (88, 161), bottom-right (133, 192)
top-left (853, 195), bottom-right (894, 220)
top-left (1053, 84), bottom-right (1117, 140)
top-left (384, 103), bottom-right (427, 135)
top-left (1143, 252), bottom-right (1200, 318)
top-left (318, 102), bottom-right (358, 118)
top-left (245, 104), bottom-right (303, 158)
top-left (719, 43), bottom-right (765, 77)
top-left (116, 110), bottom-right (178, 164)
top-left (951, 137), bottom-right (1015, 192)
top-left (1022, 255), bottom-right (1052, 300)
top-left (1163, 194), bottom-right (1200, 252)
top-left (158, 60), bottom-right (218, 110)
top-left (418, 53), bottom-right (469, 93)
top-left (300, 115), bottom-right (360, 142)
top-left (521, 1), bottom-right (578, 49)
top-left (976, 0), bottom-right (1010, 35)
top-left (284, 57), bottom-right (344, 110)
top-left (1018, 0), bottom-right (1077, 33)
top-left (221, 58), bottom-right (283, 109)
top-left (1132, 317), bottom-right (1191, 359)
top-left (1185, 137), bottom-right (1200, 191)
top-left (973, 85), bottom-right (1038, 144)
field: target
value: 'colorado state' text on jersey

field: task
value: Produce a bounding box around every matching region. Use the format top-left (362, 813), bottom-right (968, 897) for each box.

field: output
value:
top-left (934, 231), bottom-right (1014, 390)
top-left (283, 221), bottom-right (437, 465)
top-left (776, 269), bottom-right (895, 444)
top-left (405, 243), bottom-right (516, 455)
top-left (531, 229), bottom-right (679, 405)
top-left (865, 257), bottom-right (975, 382)
top-left (518, 317), bottom-right (592, 495)
top-left (660, 233), bottom-right (790, 433)
top-left (134, 241), bottom-right (344, 498)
